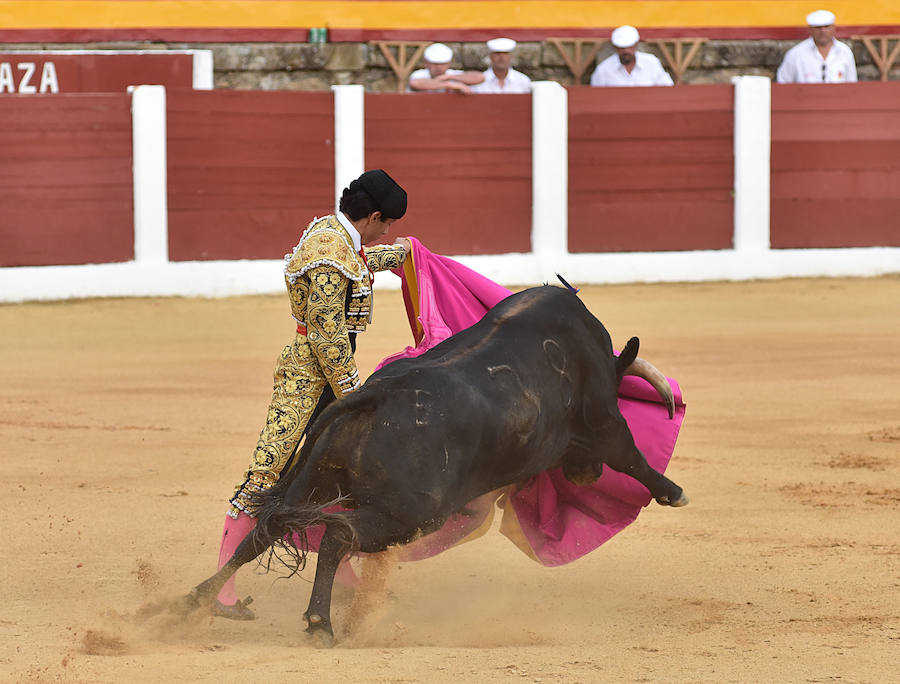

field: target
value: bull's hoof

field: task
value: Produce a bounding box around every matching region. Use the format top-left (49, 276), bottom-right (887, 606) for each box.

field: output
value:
top-left (656, 492), bottom-right (689, 507)
top-left (305, 615), bottom-right (335, 648)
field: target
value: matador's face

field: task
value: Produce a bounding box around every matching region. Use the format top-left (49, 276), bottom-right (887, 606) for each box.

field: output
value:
top-left (359, 213), bottom-right (396, 244)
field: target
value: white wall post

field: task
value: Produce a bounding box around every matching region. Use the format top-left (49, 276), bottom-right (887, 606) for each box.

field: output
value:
top-left (130, 85), bottom-right (169, 264)
top-left (733, 76), bottom-right (772, 251)
top-left (332, 84), bottom-right (365, 210)
top-left (531, 81), bottom-right (569, 259)
top-left (191, 50), bottom-right (214, 89)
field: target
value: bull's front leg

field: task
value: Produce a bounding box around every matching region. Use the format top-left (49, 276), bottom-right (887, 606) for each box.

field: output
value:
top-left (635, 462), bottom-right (689, 507)
top-left (603, 442), bottom-right (689, 507)
top-left (178, 524), bottom-right (277, 615)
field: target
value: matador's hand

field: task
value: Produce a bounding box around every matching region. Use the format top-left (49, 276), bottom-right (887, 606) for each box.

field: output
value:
top-left (394, 237), bottom-right (412, 256)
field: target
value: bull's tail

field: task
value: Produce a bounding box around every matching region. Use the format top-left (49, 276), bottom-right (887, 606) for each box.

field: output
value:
top-left (252, 490), bottom-right (358, 579)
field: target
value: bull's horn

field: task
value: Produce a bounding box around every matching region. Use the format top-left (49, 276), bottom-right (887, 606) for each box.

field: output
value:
top-left (624, 358), bottom-right (675, 419)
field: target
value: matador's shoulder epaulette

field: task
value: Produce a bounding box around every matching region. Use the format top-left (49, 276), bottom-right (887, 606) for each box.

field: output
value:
top-left (283, 216), bottom-right (365, 284)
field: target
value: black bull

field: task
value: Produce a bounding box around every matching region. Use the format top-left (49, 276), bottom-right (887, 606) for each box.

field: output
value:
top-left (184, 285), bottom-right (688, 642)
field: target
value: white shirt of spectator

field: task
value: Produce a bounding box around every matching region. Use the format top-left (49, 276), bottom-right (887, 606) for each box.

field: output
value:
top-left (590, 52), bottom-right (674, 87)
top-left (407, 67), bottom-right (465, 93)
top-left (776, 37), bottom-right (857, 83)
top-left (471, 67), bottom-right (532, 93)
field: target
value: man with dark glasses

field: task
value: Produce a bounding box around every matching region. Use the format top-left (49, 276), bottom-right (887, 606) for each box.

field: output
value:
top-left (777, 9), bottom-right (858, 84)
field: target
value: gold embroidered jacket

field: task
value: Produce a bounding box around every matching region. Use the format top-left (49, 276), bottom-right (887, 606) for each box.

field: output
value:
top-left (283, 215), bottom-right (405, 398)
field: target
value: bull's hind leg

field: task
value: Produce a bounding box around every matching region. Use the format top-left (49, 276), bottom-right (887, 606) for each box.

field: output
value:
top-left (181, 523), bottom-right (281, 613)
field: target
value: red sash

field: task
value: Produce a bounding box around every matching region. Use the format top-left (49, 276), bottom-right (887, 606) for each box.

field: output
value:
top-left (359, 248), bottom-right (374, 282)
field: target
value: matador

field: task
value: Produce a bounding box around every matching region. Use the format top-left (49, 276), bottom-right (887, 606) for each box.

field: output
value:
top-left (212, 169), bottom-right (410, 619)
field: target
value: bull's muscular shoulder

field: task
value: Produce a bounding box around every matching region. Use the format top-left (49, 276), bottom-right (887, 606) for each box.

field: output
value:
top-left (284, 216), bottom-right (365, 283)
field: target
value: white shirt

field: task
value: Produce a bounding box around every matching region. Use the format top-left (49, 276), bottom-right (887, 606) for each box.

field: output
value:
top-left (408, 67), bottom-right (464, 92)
top-left (590, 52), bottom-right (674, 87)
top-left (471, 67), bottom-right (532, 93)
top-left (336, 211), bottom-right (361, 251)
top-left (776, 37), bottom-right (857, 83)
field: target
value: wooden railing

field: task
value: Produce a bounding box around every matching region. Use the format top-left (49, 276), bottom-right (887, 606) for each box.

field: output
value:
top-left (854, 34), bottom-right (900, 81)
top-left (370, 40), bottom-right (430, 92)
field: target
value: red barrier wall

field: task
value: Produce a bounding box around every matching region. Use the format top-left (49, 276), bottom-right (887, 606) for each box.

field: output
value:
top-left (0, 93), bottom-right (133, 267)
top-left (0, 53), bottom-right (195, 94)
top-left (166, 90), bottom-right (334, 261)
top-left (771, 83), bottom-right (900, 249)
top-left (365, 93), bottom-right (532, 255)
top-left (568, 85), bottom-right (734, 252)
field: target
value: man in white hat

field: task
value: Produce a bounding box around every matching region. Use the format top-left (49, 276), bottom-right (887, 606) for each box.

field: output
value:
top-left (776, 10), bottom-right (857, 83)
top-left (471, 37), bottom-right (532, 93)
top-left (408, 42), bottom-right (485, 93)
top-left (590, 25), bottom-right (674, 87)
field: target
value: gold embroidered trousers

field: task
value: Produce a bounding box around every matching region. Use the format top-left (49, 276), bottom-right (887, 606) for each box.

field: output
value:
top-left (228, 216), bottom-right (406, 518)
top-left (228, 333), bottom-right (328, 518)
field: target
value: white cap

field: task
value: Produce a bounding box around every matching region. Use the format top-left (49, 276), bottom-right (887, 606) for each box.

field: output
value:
top-left (806, 9), bottom-right (836, 27)
top-left (486, 37), bottom-right (517, 53)
top-left (424, 42), bottom-right (453, 64)
top-left (611, 25), bottom-right (640, 48)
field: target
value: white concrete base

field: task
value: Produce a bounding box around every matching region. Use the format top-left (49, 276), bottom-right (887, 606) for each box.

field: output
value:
top-left (458, 248), bottom-right (900, 285)
top-left (3, 248), bottom-right (897, 302)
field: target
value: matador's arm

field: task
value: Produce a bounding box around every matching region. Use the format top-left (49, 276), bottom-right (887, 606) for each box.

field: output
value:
top-left (362, 244), bottom-right (406, 273)
top-left (305, 265), bottom-right (360, 398)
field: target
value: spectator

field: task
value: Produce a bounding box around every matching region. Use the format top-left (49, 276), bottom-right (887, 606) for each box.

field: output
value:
top-left (776, 10), bottom-right (857, 83)
top-left (590, 25), bottom-right (674, 87)
top-left (408, 42), bottom-right (485, 93)
top-left (471, 38), bottom-right (532, 93)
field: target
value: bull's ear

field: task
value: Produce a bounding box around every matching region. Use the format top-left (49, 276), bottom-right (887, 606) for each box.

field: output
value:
top-left (615, 336), bottom-right (640, 382)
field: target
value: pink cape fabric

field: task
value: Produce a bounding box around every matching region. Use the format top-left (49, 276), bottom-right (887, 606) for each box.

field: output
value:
top-left (301, 237), bottom-right (686, 568)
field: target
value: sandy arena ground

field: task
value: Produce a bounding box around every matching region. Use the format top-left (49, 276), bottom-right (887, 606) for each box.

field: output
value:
top-left (1, 276), bottom-right (898, 683)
